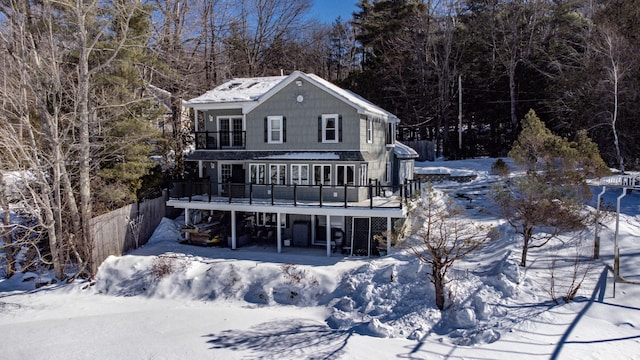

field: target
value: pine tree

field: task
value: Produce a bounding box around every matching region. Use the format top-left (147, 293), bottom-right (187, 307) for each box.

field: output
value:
top-left (93, 1), bottom-right (162, 212)
top-left (493, 109), bottom-right (608, 267)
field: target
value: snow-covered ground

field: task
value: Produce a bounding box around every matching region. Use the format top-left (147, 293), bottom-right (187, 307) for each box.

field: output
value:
top-left (1, 158), bottom-right (640, 359)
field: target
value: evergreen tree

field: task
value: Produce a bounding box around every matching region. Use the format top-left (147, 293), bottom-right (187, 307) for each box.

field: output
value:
top-left (493, 109), bottom-right (608, 267)
top-left (92, 1), bottom-right (162, 212)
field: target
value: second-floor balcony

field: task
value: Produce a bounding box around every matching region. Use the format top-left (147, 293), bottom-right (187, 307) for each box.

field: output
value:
top-left (195, 131), bottom-right (246, 150)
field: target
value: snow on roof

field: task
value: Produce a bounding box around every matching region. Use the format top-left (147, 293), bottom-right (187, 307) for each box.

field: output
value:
top-left (304, 73), bottom-right (398, 121)
top-left (393, 142), bottom-right (419, 159)
top-left (187, 76), bottom-right (286, 104)
top-left (185, 71), bottom-right (399, 122)
top-left (257, 152), bottom-right (341, 160)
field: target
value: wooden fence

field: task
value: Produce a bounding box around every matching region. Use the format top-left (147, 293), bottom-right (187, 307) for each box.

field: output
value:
top-left (404, 140), bottom-right (435, 162)
top-left (90, 194), bottom-right (166, 273)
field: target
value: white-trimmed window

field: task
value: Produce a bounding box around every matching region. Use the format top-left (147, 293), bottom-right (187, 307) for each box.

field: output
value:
top-left (386, 122), bottom-right (396, 145)
top-left (269, 164), bottom-right (286, 185)
top-left (321, 114), bottom-right (339, 143)
top-left (313, 164), bottom-right (332, 185)
top-left (250, 164), bottom-right (266, 184)
top-left (336, 165), bottom-right (355, 186)
top-left (291, 164), bottom-right (309, 185)
top-left (221, 164), bottom-right (232, 183)
top-left (366, 118), bottom-right (373, 143)
top-left (218, 116), bottom-right (244, 147)
top-left (267, 116), bottom-right (283, 143)
top-left (359, 164), bottom-right (368, 186)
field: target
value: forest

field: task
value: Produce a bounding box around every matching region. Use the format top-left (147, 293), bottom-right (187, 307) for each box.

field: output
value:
top-left (0, 0), bottom-right (638, 278)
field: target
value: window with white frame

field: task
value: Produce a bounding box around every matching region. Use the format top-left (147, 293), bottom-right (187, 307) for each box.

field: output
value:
top-left (313, 164), bottom-right (332, 185)
top-left (386, 122), bottom-right (396, 145)
top-left (359, 164), bottom-right (368, 186)
top-left (221, 164), bottom-right (232, 183)
top-left (250, 164), bottom-right (266, 184)
top-left (336, 165), bottom-right (355, 186)
top-left (291, 164), bottom-right (309, 185)
top-left (269, 164), bottom-right (286, 185)
top-left (322, 114), bottom-right (339, 143)
top-left (218, 116), bottom-right (244, 147)
top-left (366, 118), bottom-right (373, 143)
top-left (267, 116), bottom-right (283, 143)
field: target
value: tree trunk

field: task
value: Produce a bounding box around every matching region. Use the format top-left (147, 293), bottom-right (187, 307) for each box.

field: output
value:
top-left (610, 58), bottom-right (624, 172)
top-left (171, 95), bottom-right (185, 180)
top-left (0, 173), bottom-right (16, 278)
top-left (76, 2), bottom-right (94, 276)
top-left (520, 225), bottom-right (532, 267)
top-left (509, 60), bottom-right (518, 132)
top-left (433, 264), bottom-right (446, 310)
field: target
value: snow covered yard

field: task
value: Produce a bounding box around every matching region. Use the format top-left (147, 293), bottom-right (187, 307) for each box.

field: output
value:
top-left (1, 158), bottom-right (640, 359)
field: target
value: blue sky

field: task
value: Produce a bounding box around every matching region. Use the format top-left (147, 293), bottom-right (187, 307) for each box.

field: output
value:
top-left (311, 0), bottom-right (359, 23)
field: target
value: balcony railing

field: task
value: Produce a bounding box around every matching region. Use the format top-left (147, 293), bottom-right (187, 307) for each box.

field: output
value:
top-left (195, 131), bottom-right (246, 150)
top-left (168, 179), bottom-right (421, 209)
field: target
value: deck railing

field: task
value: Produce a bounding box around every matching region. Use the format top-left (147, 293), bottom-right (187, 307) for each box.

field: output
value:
top-left (168, 179), bottom-right (421, 209)
top-left (194, 131), bottom-right (246, 150)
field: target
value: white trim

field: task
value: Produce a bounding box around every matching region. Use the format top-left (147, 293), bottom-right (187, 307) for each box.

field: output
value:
top-left (359, 164), bottom-right (368, 186)
top-left (249, 163), bottom-right (266, 184)
top-left (322, 114), bottom-right (339, 143)
top-left (267, 115), bottom-right (283, 144)
top-left (217, 115), bottom-right (244, 148)
top-left (269, 164), bottom-right (286, 185)
top-left (336, 164), bottom-right (356, 186)
top-left (313, 164), bottom-right (332, 185)
top-left (167, 199), bottom-right (404, 218)
top-left (290, 164), bottom-right (309, 185)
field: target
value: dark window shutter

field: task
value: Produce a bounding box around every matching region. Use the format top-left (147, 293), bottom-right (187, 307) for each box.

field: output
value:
top-left (283, 117), bottom-right (287, 142)
top-left (264, 117), bottom-right (268, 142)
top-left (338, 115), bottom-right (343, 142)
top-left (318, 116), bottom-right (322, 142)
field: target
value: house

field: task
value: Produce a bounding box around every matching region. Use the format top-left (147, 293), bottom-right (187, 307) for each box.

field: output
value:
top-left (166, 71), bottom-right (418, 256)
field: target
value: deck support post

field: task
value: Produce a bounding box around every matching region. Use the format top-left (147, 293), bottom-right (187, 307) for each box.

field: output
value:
top-left (326, 215), bottom-right (331, 257)
top-left (387, 217), bottom-right (392, 254)
top-left (231, 210), bottom-right (236, 249)
top-left (277, 212), bottom-right (282, 253)
top-left (184, 208), bottom-right (191, 240)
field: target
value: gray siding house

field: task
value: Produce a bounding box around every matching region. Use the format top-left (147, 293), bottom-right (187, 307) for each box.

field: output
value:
top-left (167, 71), bottom-right (417, 256)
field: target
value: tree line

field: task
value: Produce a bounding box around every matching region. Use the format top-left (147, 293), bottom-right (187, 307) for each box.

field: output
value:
top-left (0, 0), bottom-right (635, 279)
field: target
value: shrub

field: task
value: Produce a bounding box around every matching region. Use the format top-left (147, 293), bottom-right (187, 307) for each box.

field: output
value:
top-left (490, 158), bottom-right (510, 177)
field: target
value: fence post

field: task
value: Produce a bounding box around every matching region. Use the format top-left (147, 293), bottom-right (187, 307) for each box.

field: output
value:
top-left (319, 183), bottom-right (323, 207)
top-left (294, 183), bottom-right (297, 207)
top-left (344, 184), bottom-right (348, 208)
top-left (271, 183), bottom-right (275, 205)
top-left (227, 182), bottom-right (232, 203)
top-left (369, 183), bottom-right (373, 208)
top-left (250, 183), bottom-right (253, 205)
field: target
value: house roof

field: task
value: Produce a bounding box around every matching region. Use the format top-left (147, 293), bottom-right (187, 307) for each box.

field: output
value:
top-left (393, 142), bottom-right (419, 159)
top-left (187, 76), bottom-right (286, 104)
top-left (185, 71), bottom-right (399, 122)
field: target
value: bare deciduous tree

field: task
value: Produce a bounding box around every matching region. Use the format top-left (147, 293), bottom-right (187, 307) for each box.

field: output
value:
top-left (590, 25), bottom-right (632, 173)
top-left (0, 0), bottom-right (153, 279)
top-left (404, 186), bottom-right (496, 310)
